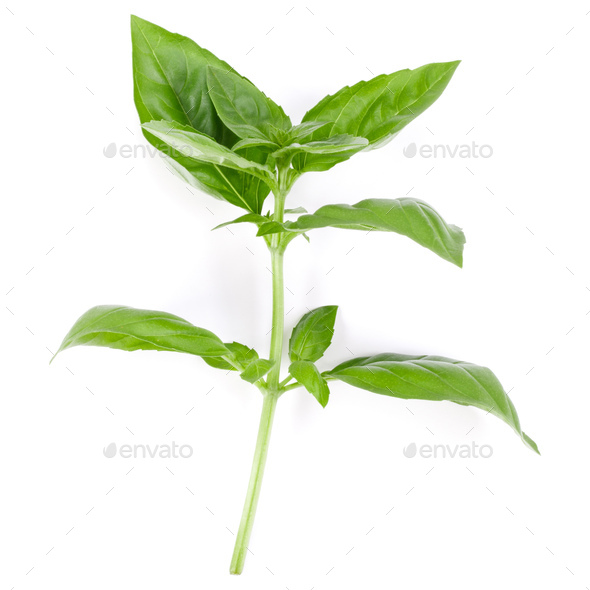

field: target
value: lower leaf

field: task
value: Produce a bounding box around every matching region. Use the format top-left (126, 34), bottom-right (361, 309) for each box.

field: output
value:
top-left (240, 359), bottom-right (274, 384)
top-left (289, 360), bottom-right (330, 407)
top-left (324, 353), bottom-right (538, 453)
top-left (52, 305), bottom-right (229, 361)
top-left (202, 342), bottom-right (259, 371)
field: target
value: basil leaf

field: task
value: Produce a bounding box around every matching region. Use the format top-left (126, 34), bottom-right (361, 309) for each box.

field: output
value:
top-left (284, 207), bottom-right (308, 215)
top-left (289, 361), bottom-right (330, 408)
top-left (263, 198), bottom-right (465, 267)
top-left (53, 305), bottom-right (229, 361)
top-left (142, 121), bottom-right (275, 188)
top-left (294, 61), bottom-right (460, 172)
top-left (286, 121), bottom-right (332, 142)
top-left (212, 213), bottom-right (269, 231)
top-left (289, 306), bottom-right (338, 363)
top-left (240, 359), bottom-right (274, 384)
top-left (207, 66), bottom-right (291, 141)
top-left (272, 134), bottom-right (368, 161)
top-left (324, 354), bottom-right (539, 453)
top-left (131, 16), bottom-right (271, 213)
top-left (203, 342), bottom-right (259, 371)
top-left (232, 137), bottom-right (279, 152)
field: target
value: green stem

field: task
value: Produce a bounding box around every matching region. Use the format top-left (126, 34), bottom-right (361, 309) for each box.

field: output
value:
top-left (229, 391), bottom-right (278, 574)
top-left (230, 169), bottom-right (289, 574)
top-left (267, 244), bottom-right (285, 390)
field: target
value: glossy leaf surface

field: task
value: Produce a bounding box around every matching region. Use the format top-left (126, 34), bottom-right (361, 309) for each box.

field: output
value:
top-left (325, 354), bottom-right (539, 453)
top-left (294, 61), bottom-right (460, 172)
top-left (241, 359), bottom-right (274, 383)
top-left (289, 306), bottom-right (338, 363)
top-left (272, 135), bottom-right (368, 165)
top-left (289, 361), bottom-right (330, 407)
top-left (54, 305), bottom-right (229, 361)
top-left (203, 342), bottom-right (259, 371)
top-left (207, 66), bottom-right (291, 140)
top-left (262, 198), bottom-right (465, 267)
top-left (143, 121), bottom-right (275, 187)
top-left (131, 16), bottom-right (271, 212)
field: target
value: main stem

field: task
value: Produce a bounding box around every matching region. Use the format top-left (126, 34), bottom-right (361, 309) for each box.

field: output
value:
top-left (229, 177), bottom-right (288, 575)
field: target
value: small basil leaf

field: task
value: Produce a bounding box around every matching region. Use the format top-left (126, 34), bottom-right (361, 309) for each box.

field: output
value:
top-left (284, 207), bottom-right (308, 215)
top-left (232, 137), bottom-right (279, 152)
top-left (142, 121), bottom-right (275, 187)
top-left (272, 134), bottom-right (368, 160)
top-left (286, 121), bottom-right (332, 142)
top-left (207, 66), bottom-right (291, 140)
top-left (131, 16), bottom-right (272, 213)
top-left (202, 342), bottom-right (259, 371)
top-left (294, 61), bottom-right (460, 172)
top-left (212, 213), bottom-right (269, 231)
top-left (289, 360), bottom-right (330, 408)
top-left (280, 198), bottom-right (465, 267)
top-left (324, 353), bottom-right (539, 454)
top-left (53, 305), bottom-right (229, 361)
top-left (256, 220), bottom-right (290, 237)
top-left (240, 359), bottom-right (274, 384)
top-left (289, 306), bottom-right (338, 363)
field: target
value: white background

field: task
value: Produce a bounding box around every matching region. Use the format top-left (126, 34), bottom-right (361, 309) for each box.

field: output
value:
top-left (1, 1), bottom-right (589, 588)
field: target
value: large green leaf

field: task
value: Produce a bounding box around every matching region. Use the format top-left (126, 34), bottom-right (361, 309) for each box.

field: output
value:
top-left (289, 306), bottom-right (338, 363)
top-left (293, 61), bottom-right (460, 172)
top-left (52, 305), bottom-right (229, 361)
top-left (289, 361), bottom-right (330, 407)
top-left (142, 121), bottom-right (276, 189)
top-left (324, 354), bottom-right (539, 453)
top-left (207, 66), bottom-right (291, 141)
top-left (259, 198), bottom-right (465, 267)
top-left (131, 15), bottom-right (271, 212)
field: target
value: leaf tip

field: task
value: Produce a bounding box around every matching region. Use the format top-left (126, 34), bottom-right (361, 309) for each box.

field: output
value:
top-left (523, 432), bottom-right (540, 455)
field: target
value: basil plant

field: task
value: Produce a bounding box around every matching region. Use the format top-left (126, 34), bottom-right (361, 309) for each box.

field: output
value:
top-left (53, 16), bottom-right (539, 575)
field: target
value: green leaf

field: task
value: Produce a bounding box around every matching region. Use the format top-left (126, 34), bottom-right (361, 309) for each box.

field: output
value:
top-left (232, 137), bottom-right (279, 152)
top-left (289, 306), bottom-right (338, 363)
top-left (286, 121), bottom-right (332, 142)
top-left (262, 198), bottom-right (465, 267)
top-left (131, 15), bottom-right (271, 213)
top-left (289, 361), bottom-right (330, 407)
top-left (284, 207), bottom-right (308, 215)
top-left (272, 134), bottom-right (368, 160)
top-left (53, 305), bottom-right (229, 362)
top-left (294, 61), bottom-right (460, 172)
top-left (324, 354), bottom-right (539, 453)
top-left (240, 359), bottom-right (274, 383)
top-left (142, 121), bottom-right (275, 188)
top-left (256, 220), bottom-right (291, 237)
top-left (202, 342), bottom-right (259, 371)
top-left (207, 66), bottom-right (291, 140)
top-left (212, 213), bottom-right (269, 231)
